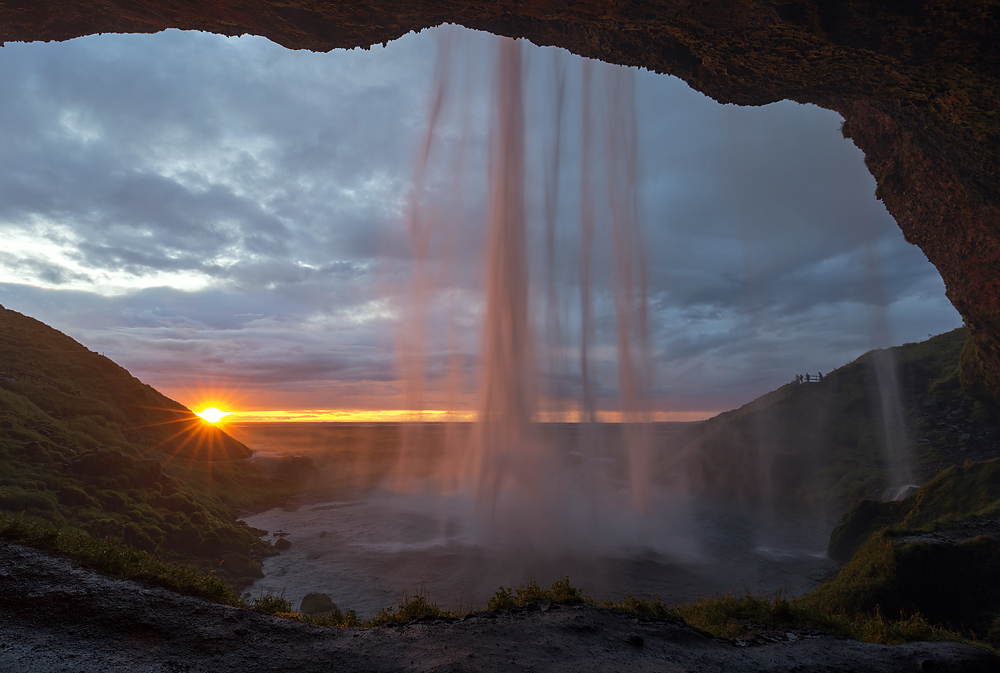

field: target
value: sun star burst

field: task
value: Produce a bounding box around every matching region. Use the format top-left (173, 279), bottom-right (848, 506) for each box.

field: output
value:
top-left (195, 407), bottom-right (231, 423)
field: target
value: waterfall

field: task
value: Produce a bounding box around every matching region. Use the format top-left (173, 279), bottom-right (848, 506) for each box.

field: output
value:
top-left (397, 32), bottom-right (668, 549)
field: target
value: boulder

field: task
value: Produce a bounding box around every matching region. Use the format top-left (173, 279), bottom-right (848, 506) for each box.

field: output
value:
top-left (299, 593), bottom-right (337, 615)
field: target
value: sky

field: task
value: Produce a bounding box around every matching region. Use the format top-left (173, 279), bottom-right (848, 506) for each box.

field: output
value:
top-left (0, 26), bottom-right (963, 421)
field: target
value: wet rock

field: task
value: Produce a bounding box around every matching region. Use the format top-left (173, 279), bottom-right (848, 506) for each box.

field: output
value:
top-left (625, 632), bottom-right (644, 647)
top-left (299, 593), bottom-right (337, 615)
top-left (273, 538), bottom-right (292, 551)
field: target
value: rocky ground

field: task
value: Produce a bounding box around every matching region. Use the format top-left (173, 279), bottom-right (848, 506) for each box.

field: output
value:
top-left (2, 543), bottom-right (998, 672)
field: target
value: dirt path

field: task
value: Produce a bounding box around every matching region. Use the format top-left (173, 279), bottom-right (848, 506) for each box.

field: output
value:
top-left (1, 542), bottom-right (997, 672)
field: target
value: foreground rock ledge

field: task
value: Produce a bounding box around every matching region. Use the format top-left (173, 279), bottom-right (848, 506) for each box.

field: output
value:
top-left (1, 543), bottom-right (996, 672)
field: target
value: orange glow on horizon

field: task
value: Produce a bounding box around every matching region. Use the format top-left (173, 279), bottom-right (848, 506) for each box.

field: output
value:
top-left (164, 378), bottom-right (719, 425)
top-left (227, 409), bottom-right (719, 423)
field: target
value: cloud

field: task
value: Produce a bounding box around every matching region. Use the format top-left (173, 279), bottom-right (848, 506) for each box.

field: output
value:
top-left (0, 27), bottom-right (962, 414)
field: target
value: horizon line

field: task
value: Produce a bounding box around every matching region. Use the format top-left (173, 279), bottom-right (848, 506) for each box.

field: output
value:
top-left (218, 409), bottom-right (719, 424)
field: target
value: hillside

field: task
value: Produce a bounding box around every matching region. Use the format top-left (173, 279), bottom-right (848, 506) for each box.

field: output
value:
top-left (0, 304), bottom-right (310, 587)
top-left (681, 328), bottom-right (1000, 511)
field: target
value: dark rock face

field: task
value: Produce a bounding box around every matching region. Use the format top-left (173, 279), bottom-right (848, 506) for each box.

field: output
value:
top-left (3, 1), bottom-right (999, 382)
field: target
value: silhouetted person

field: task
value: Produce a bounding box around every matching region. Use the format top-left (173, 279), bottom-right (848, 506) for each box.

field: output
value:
top-left (805, 373), bottom-right (811, 382)
top-left (818, 371), bottom-right (823, 381)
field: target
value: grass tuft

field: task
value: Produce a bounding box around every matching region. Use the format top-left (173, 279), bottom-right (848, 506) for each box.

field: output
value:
top-left (487, 577), bottom-right (584, 611)
top-left (598, 592), bottom-right (678, 619)
top-left (369, 592), bottom-right (451, 626)
top-left (245, 589), bottom-right (293, 614)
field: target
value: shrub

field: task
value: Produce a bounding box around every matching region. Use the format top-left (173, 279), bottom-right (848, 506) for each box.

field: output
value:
top-left (163, 493), bottom-right (197, 515)
top-left (96, 489), bottom-right (129, 512)
top-left (57, 486), bottom-right (96, 508)
top-left (487, 586), bottom-right (516, 611)
top-left (0, 486), bottom-right (58, 513)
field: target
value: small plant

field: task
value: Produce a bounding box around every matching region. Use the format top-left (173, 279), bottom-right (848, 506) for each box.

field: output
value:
top-left (248, 589), bottom-right (293, 615)
top-left (487, 586), bottom-right (516, 611)
top-left (545, 577), bottom-right (583, 603)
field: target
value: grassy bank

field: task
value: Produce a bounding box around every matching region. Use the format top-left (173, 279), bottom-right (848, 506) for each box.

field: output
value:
top-left (1, 512), bottom-right (239, 604)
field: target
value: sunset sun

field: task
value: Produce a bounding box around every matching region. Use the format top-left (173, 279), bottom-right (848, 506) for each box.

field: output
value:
top-left (195, 407), bottom-right (231, 423)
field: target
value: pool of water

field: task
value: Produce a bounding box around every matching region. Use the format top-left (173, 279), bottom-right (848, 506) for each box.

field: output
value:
top-left (230, 422), bottom-right (837, 616)
top-left (243, 490), bottom-right (836, 616)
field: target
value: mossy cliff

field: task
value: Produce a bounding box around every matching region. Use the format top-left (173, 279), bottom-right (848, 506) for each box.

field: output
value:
top-left (829, 457), bottom-right (1000, 562)
top-left (2, 1), bottom-right (999, 400)
top-left (820, 459), bottom-right (1000, 643)
top-left (0, 304), bottom-right (309, 588)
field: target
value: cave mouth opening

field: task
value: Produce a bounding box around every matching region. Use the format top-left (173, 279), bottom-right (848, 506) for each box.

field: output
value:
top-left (0, 20), bottom-right (977, 615)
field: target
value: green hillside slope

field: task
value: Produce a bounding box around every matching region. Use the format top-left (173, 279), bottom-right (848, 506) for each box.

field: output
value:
top-left (0, 305), bottom-right (309, 588)
top-left (682, 328), bottom-right (1000, 510)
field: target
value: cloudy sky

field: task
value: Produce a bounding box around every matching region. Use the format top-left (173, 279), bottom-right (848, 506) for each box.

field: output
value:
top-left (0, 26), bottom-right (962, 421)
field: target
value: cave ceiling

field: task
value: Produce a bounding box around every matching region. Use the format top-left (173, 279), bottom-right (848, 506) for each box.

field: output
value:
top-left (3, 0), bottom-right (999, 391)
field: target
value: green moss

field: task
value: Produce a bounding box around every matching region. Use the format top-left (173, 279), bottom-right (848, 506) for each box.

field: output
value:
top-left (829, 457), bottom-right (1000, 560)
top-left (805, 530), bottom-right (1000, 638)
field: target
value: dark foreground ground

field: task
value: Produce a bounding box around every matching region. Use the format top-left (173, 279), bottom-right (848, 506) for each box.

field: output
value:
top-left (1, 543), bottom-right (997, 673)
